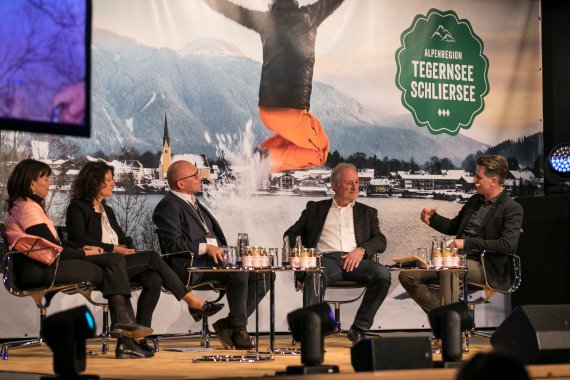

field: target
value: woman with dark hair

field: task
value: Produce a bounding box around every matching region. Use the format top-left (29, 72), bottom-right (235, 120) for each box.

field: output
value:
top-left (3, 159), bottom-right (152, 359)
top-left (65, 161), bottom-right (223, 355)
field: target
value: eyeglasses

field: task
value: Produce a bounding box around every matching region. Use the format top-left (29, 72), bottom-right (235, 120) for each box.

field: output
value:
top-left (177, 170), bottom-right (199, 182)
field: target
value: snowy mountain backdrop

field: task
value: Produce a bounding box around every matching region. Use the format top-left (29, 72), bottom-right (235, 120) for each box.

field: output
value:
top-left (68, 28), bottom-right (489, 165)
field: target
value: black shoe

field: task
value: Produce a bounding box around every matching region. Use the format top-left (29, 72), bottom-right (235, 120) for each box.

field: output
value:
top-left (189, 301), bottom-right (225, 322)
top-left (212, 318), bottom-right (234, 349)
top-left (232, 326), bottom-right (254, 350)
top-left (138, 339), bottom-right (156, 354)
top-left (347, 325), bottom-right (365, 343)
top-left (116, 338), bottom-right (153, 359)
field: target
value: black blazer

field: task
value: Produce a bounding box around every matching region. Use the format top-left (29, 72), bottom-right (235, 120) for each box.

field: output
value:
top-left (429, 191), bottom-right (523, 255)
top-left (152, 192), bottom-right (226, 267)
top-left (66, 199), bottom-right (128, 253)
top-left (429, 191), bottom-right (523, 289)
top-left (284, 199), bottom-right (387, 259)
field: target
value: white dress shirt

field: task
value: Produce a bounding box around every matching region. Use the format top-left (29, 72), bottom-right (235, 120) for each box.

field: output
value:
top-left (316, 198), bottom-right (358, 255)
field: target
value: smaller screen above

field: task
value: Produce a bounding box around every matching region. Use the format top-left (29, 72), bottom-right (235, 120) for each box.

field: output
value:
top-left (0, 0), bottom-right (91, 137)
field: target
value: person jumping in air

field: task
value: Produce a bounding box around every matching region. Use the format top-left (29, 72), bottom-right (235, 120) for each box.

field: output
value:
top-left (203, 0), bottom-right (347, 173)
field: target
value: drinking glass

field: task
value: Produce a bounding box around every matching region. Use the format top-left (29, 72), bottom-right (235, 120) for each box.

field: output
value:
top-left (315, 253), bottom-right (322, 268)
top-left (222, 247), bottom-right (230, 267)
top-left (268, 248), bottom-right (280, 268)
top-left (459, 254), bottom-right (467, 268)
top-left (417, 248), bottom-right (428, 264)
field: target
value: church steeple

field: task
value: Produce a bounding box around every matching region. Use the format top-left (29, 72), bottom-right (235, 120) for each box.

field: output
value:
top-left (159, 114), bottom-right (172, 181)
top-left (163, 114), bottom-right (170, 147)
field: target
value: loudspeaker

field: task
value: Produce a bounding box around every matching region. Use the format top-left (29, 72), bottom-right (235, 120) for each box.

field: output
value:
top-left (439, 310), bottom-right (462, 362)
top-left (491, 305), bottom-right (570, 364)
top-left (428, 301), bottom-right (474, 338)
top-left (351, 337), bottom-right (432, 371)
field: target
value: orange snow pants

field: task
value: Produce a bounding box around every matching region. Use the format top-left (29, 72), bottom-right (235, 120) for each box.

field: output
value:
top-left (259, 107), bottom-right (329, 173)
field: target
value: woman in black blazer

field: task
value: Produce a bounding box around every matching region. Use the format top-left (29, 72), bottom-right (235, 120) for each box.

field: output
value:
top-left (66, 161), bottom-right (223, 356)
top-left (4, 159), bottom-right (152, 359)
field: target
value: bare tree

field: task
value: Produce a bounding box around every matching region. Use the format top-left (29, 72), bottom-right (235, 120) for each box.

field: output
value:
top-left (0, 130), bottom-right (28, 219)
top-left (139, 215), bottom-right (161, 253)
top-left (108, 193), bottom-right (152, 249)
top-left (47, 135), bottom-right (80, 160)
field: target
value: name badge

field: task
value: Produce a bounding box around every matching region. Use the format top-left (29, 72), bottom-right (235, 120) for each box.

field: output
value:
top-left (206, 237), bottom-right (218, 247)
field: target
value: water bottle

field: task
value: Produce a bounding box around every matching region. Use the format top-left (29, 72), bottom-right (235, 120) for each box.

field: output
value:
top-left (236, 233), bottom-right (244, 267)
top-left (282, 236), bottom-right (290, 267)
top-left (295, 235), bottom-right (303, 252)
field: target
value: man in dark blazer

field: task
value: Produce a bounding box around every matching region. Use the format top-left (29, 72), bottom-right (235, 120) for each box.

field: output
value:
top-left (152, 160), bottom-right (271, 350)
top-left (399, 155), bottom-right (523, 313)
top-left (284, 163), bottom-right (391, 343)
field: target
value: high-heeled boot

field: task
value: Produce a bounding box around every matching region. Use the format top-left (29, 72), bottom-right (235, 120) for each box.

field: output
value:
top-left (110, 311), bottom-right (153, 339)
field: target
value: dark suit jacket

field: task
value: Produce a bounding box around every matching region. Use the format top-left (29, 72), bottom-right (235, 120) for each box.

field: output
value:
top-left (152, 192), bottom-right (226, 282)
top-left (65, 199), bottom-right (128, 253)
top-left (429, 191), bottom-right (523, 255)
top-left (284, 199), bottom-right (387, 259)
top-left (430, 191), bottom-right (523, 290)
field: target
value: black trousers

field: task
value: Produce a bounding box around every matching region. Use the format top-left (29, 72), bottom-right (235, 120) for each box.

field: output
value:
top-left (167, 255), bottom-right (274, 327)
top-left (124, 251), bottom-right (189, 327)
top-left (13, 253), bottom-right (132, 298)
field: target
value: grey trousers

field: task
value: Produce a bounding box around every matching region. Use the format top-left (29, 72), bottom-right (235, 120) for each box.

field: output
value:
top-left (398, 259), bottom-right (483, 313)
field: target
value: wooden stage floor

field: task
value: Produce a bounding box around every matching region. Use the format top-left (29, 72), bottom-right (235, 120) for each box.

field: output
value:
top-left (1, 332), bottom-right (570, 380)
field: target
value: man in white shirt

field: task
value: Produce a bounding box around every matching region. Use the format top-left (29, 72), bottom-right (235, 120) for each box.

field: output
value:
top-left (284, 163), bottom-right (391, 342)
top-left (153, 160), bottom-right (272, 350)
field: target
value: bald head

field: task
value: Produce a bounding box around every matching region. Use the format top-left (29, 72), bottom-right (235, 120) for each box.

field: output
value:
top-left (167, 160), bottom-right (201, 194)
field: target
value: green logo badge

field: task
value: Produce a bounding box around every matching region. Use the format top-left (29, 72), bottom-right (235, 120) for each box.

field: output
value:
top-left (395, 9), bottom-right (489, 135)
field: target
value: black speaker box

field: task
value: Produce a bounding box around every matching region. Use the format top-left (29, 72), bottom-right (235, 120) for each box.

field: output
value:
top-left (351, 336), bottom-right (432, 371)
top-left (491, 305), bottom-right (570, 364)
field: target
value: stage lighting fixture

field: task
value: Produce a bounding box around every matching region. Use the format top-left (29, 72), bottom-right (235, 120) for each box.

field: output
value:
top-left (282, 302), bottom-right (339, 375)
top-left (548, 144), bottom-right (570, 175)
top-left (428, 302), bottom-right (474, 363)
top-left (41, 305), bottom-right (98, 380)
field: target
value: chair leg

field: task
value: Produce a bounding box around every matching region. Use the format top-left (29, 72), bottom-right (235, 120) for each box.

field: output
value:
top-left (467, 302), bottom-right (493, 342)
top-left (152, 337), bottom-right (161, 352)
top-left (329, 302), bottom-right (342, 333)
top-left (1, 338), bottom-right (43, 360)
top-left (462, 331), bottom-right (469, 352)
top-left (98, 304), bottom-right (110, 354)
top-left (2, 306), bottom-right (47, 360)
top-left (201, 317), bottom-right (211, 348)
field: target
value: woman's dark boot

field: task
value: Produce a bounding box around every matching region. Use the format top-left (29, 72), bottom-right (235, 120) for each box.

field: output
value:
top-left (110, 311), bottom-right (153, 339)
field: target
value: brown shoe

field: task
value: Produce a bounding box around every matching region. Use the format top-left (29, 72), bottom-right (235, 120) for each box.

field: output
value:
top-left (232, 326), bottom-right (254, 350)
top-left (212, 318), bottom-right (234, 349)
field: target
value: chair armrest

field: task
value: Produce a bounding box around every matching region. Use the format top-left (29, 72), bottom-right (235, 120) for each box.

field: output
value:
top-left (5, 247), bottom-right (63, 290)
top-left (480, 250), bottom-right (521, 293)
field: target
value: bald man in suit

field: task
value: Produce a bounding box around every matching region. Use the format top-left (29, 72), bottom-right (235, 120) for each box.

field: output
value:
top-left (153, 160), bottom-right (272, 349)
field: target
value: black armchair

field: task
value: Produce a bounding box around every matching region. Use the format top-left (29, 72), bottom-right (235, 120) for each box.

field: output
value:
top-left (0, 223), bottom-right (107, 359)
top-left (152, 229), bottom-right (226, 350)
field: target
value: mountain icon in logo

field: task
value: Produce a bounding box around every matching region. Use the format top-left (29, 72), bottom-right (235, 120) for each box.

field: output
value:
top-left (431, 25), bottom-right (455, 42)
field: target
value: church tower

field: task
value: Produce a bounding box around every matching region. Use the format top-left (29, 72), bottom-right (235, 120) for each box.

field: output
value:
top-left (159, 114), bottom-right (171, 181)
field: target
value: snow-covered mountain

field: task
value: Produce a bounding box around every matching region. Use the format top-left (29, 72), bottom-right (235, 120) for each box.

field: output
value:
top-left (68, 28), bottom-right (487, 165)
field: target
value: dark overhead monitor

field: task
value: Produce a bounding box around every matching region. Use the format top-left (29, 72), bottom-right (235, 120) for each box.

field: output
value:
top-left (0, 0), bottom-right (91, 137)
